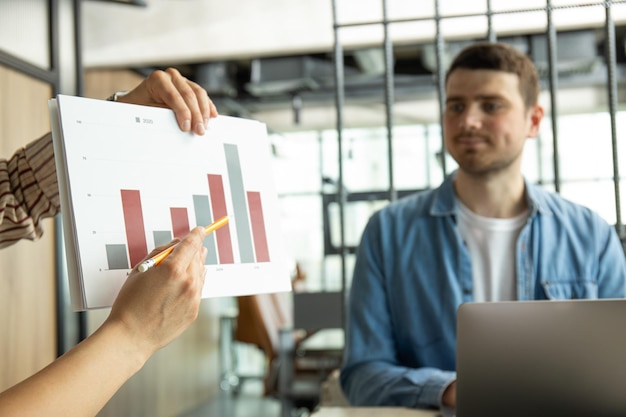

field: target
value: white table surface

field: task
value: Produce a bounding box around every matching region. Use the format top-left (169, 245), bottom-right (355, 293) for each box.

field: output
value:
top-left (311, 407), bottom-right (440, 417)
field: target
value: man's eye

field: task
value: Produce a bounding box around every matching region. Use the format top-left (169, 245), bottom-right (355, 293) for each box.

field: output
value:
top-left (447, 103), bottom-right (464, 112)
top-left (483, 102), bottom-right (501, 112)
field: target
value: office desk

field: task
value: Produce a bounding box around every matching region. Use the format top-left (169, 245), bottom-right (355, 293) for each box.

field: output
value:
top-left (312, 407), bottom-right (439, 417)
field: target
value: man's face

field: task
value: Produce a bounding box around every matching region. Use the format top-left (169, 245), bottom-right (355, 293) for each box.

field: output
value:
top-left (443, 69), bottom-right (543, 177)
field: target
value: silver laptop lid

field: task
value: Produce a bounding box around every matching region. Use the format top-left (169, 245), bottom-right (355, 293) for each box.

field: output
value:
top-left (456, 299), bottom-right (626, 417)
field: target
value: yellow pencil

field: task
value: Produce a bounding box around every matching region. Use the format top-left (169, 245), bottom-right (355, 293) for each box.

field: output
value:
top-left (137, 215), bottom-right (230, 272)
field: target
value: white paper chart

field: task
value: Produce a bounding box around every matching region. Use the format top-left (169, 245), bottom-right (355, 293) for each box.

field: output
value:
top-left (50, 95), bottom-right (291, 310)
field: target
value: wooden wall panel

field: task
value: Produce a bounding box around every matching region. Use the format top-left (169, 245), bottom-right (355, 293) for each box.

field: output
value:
top-left (83, 69), bottom-right (221, 417)
top-left (0, 65), bottom-right (57, 392)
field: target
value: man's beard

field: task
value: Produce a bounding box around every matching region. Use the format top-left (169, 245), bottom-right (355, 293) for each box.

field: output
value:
top-left (449, 132), bottom-right (520, 177)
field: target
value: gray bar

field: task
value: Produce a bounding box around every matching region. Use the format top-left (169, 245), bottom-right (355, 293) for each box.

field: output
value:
top-left (224, 143), bottom-right (255, 263)
top-left (193, 194), bottom-right (219, 265)
top-left (153, 230), bottom-right (172, 247)
top-left (604, 4), bottom-right (624, 237)
top-left (105, 244), bottom-right (129, 270)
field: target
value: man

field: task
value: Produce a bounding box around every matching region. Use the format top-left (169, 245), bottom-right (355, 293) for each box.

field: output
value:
top-left (340, 42), bottom-right (626, 412)
top-left (0, 68), bottom-right (219, 417)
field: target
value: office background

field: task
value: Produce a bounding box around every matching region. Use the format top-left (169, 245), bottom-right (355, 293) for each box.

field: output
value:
top-left (1, 1), bottom-right (625, 416)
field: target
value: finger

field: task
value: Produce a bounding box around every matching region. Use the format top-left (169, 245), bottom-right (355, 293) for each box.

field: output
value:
top-left (165, 68), bottom-right (207, 136)
top-left (167, 70), bottom-right (217, 135)
top-left (165, 226), bottom-right (206, 268)
top-left (150, 238), bottom-right (180, 256)
top-left (188, 247), bottom-right (209, 293)
top-left (193, 247), bottom-right (208, 276)
top-left (145, 68), bottom-right (191, 132)
top-left (128, 68), bottom-right (217, 135)
top-left (190, 236), bottom-right (208, 279)
top-left (209, 99), bottom-right (219, 119)
top-left (128, 238), bottom-right (181, 273)
top-left (188, 82), bottom-right (216, 132)
top-left (144, 69), bottom-right (180, 108)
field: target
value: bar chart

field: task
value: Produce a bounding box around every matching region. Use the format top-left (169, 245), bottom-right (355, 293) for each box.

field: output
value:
top-left (51, 95), bottom-right (291, 309)
top-left (105, 143), bottom-right (272, 270)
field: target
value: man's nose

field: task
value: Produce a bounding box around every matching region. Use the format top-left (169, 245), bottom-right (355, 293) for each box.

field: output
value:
top-left (459, 106), bottom-right (482, 130)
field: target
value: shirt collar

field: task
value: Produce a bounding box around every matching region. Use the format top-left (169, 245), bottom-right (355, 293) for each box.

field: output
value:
top-left (429, 170), bottom-right (553, 218)
top-left (522, 177), bottom-right (553, 217)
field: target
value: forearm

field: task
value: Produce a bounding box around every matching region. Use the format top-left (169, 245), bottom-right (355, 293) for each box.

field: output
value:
top-left (0, 320), bottom-right (150, 417)
top-left (341, 361), bottom-right (456, 409)
top-left (597, 226), bottom-right (626, 298)
top-left (0, 132), bottom-right (60, 248)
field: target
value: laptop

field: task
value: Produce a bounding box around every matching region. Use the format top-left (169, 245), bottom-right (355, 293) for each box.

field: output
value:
top-left (456, 299), bottom-right (626, 417)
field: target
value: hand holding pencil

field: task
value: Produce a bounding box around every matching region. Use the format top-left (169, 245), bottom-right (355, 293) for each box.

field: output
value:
top-left (138, 215), bottom-right (230, 272)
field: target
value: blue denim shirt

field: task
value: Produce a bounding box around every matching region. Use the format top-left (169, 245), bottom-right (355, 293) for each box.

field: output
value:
top-left (340, 173), bottom-right (626, 410)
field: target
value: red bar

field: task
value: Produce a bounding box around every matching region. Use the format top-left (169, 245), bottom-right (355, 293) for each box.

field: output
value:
top-left (207, 174), bottom-right (234, 264)
top-left (170, 207), bottom-right (190, 239)
top-left (247, 191), bottom-right (270, 262)
top-left (120, 189), bottom-right (148, 268)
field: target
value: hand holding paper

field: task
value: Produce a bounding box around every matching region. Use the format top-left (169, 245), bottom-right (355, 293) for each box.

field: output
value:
top-left (49, 95), bottom-right (291, 310)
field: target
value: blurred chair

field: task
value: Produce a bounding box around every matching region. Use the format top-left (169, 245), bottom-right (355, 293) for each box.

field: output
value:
top-left (283, 291), bottom-right (345, 416)
top-left (234, 292), bottom-right (300, 396)
top-left (222, 291), bottom-right (344, 417)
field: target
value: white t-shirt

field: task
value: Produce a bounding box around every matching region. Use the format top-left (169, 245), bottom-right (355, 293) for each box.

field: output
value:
top-left (457, 202), bottom-right (528, 302)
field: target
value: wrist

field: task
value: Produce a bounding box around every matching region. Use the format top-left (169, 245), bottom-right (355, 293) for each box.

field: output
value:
top-left (97, 318), bottom-right (152, 372)
top-left (106, 90), bottom-right (129, 103)
top-left (441, 380), bottom-right (457, 408)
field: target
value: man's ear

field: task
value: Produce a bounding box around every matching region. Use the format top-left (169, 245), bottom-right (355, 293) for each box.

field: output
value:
top-left (527, 104), bottom-right (544, 138)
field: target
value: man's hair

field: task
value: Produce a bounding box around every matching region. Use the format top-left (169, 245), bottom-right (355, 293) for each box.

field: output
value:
top-left (445, 42), bottom-right (539, 109)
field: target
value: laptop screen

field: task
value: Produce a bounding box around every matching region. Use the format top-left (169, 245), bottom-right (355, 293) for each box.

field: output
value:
top-left (456, 299), bottom-right (626, 417)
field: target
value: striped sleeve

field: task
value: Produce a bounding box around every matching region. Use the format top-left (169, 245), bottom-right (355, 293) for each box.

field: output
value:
top-left (0, 132), bottom-right (60, 248)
